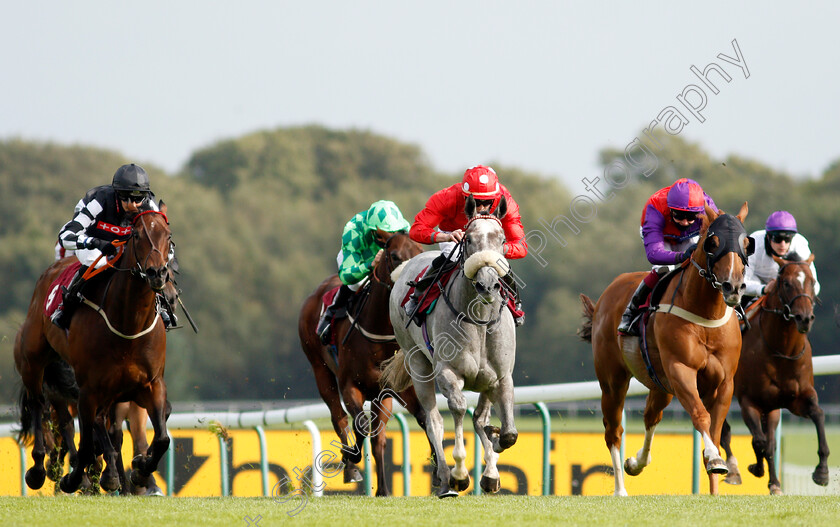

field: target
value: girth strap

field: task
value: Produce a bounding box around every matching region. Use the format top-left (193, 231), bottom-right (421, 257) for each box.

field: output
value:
top-left (655, 304), bottom-right (734, 328)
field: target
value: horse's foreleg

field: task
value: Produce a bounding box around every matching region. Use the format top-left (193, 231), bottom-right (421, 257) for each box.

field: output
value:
top-left (668, 362), bottom-right (726, 478)
top-left (131, 379), bottom-right (170, 486)
top-left (400, 390), bottom-right (440, 488)
top-left (406, 353), bottom-right (458, 498)
top-left (472, 393), bottom-right (500, 494)
top-left (491, 375), bottom-right (518, 453)
top-left (342, 385), bottom-right (367, 469)
top-left (793, 390), bottom-right (830, 487)
top-left (60, 391), bottom-right (97, 493)
top-left (597, 375), bottom-right (630, 496)
top-left (126, 402), bottom-right (161, 495)
top-left (439, 369), bottom-right (469, 493)
top-left (740, 399), bottom-right (767, 479)
top-left (764, 409), bottom-right (783, 495)
top-left (625, 389), bottom-right (671, 477)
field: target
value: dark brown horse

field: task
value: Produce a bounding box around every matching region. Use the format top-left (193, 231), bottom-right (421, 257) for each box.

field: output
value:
top-left (580, 203), bottom-right (752, 495)
top-left (15, 207), bottom-right (172, 494)
top-left (720, 253), bottom-right (828, 495)
top-left (299, 230), bottom-right (434, 496)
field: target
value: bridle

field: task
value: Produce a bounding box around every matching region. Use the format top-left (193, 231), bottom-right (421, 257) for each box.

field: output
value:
top-left (688, 214), bottom-right (753, 293)
top-left (370, 230), bottom-right (406, 291)
top-left (761, 261), bottom-right (817, 322)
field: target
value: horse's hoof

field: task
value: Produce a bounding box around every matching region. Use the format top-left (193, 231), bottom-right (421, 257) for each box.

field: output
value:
top-left (724, 472), bottom-right (742, 485)
top-left (480, 476), bottom-right (501, 494)
top-left (437, 490), bottom-right (459, 499)
top-left (483, 425), bottom-right (500, 441)
top-left (130, 468), bottom-right (150, 489)
top-left (769, 484), bottom-right (783, 495)
top-left (100, 473), bottom-right (120, 493)
top-left (59, 474), bottom-right (79, 494)
top-left (706, 458), bottom-right (728, 475)
top-left (25, 467), bottom-right (46, 490)
top-left (812, 466), bottom-right (829, 487)
top-left (748, 462), bottom-right (764, 478)
top-left (449, 475), bottom-right (470, 492)
top-left (500, 431), bottom-right (518, 451)
top-left (343, 464), bottom-right (363, 484)
top-left (624, 458), bottom-right (644, 477)
top-left (146, 485), bottom-right (165, 497)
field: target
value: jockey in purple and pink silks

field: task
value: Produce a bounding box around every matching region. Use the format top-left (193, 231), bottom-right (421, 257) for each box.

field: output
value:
top-left (617, 178), bottom-right (718, 336)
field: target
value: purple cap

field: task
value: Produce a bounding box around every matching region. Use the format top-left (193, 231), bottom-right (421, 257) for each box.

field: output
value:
top-left (765, 211), bottom-right (797, 233)
top-left (667, 178), bottom-right (706, 212)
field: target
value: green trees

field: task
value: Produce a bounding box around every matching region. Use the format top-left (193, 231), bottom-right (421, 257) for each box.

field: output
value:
top-left (1, 128), bottom-right (837, 404)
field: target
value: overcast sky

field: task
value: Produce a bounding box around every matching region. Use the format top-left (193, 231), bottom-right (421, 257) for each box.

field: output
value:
top-left (3, 2), bottom-right (839, 191)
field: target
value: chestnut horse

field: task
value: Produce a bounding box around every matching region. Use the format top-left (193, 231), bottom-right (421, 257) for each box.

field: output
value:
top-left (15, 207), bottom-right (172, 494)
top-left (580, 203), bottom-right (752, 496)
top-left (299, 230), bottom-right (434, 496)
top-left (720, 253), bottom-right (828, 495)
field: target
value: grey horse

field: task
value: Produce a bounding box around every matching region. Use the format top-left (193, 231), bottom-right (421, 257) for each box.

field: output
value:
top-left (381, 196), bottom-right (518, 498)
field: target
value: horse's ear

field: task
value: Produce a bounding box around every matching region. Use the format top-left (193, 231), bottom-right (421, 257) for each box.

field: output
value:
top-left (736, 201), bottom-right (748, 224)
top-left (494, 196), bottom-right (508, 220)
top-left (700, 204), bottom-right (715, 232)
top-left (159, 200), bottom-right (167, 215)
top-left (772, 254), bottom-right (787, 267)
top-left (806, 253), bottom-right (815, 265)
top-left (465, 195), bottom-right (476, 219)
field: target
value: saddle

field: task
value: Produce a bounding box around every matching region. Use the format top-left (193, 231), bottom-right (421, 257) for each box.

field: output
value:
top-left (320, 284), bottom-right (368, 347)
top-left (401, 265), bottom-right (459, 325)
top-left (44, 262), bottom-right (82, 318)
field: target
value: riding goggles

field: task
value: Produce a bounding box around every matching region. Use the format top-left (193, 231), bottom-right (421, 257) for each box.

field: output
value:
top-left (117, 191), bottom-right (147, 203)
top-left (671, 209), bottom-right (699, 222)
top-left (769, 231), bottom-right (794, 244)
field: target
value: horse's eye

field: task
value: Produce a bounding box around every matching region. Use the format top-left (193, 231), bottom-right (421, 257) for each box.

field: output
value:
top-left (465, 236), bottom-right (472, 245)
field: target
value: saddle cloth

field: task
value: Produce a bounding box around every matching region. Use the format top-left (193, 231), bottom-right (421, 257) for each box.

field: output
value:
top-left (400, 266), bottom-right (523, 325)
top-left (44, 262), bottom-right (82, 318)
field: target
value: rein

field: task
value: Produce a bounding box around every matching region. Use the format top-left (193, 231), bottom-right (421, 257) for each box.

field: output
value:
top-left (80, 210), bottom-right (170, 339)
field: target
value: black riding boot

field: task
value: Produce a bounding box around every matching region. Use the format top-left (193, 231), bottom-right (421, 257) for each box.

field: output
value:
top-left (404, 253), bottom-right (450, 318)
top-left (617, 280), bottom-right (653, 336)
top-left (317, 285), bottom-right (353, 345)
top-left (157, 294), bottom-right (179, 330)
top-left (502, 274), bottom-right (525, 327)
top-left (51, 266), bottom-right (89, 330)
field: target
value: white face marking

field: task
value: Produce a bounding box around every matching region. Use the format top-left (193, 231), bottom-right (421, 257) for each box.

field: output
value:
top-left (797, 270), bottom-right (806, 288)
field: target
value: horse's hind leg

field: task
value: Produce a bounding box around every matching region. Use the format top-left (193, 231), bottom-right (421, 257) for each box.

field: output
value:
top-left (370, 395), bottom-right (393, 497)
top-left (720, 419), bottom-right (742, 485)
top-left (792, 389), bottom-right (830, 487)
top-left (764, 409), bottom-right (783, 495)
top-left (60, 390), bottom-right (97, 493)
top-left (472, 393), bottom-right (500, 493)
top-left (625, 389), bottom-right (671, 477)
top-left (399, 388), bottom-right (441, 488)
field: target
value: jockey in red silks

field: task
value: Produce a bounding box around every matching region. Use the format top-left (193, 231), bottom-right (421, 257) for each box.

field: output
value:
top-left (617, 178), bottom-right (718, 336)
top-left (405, 165), bottom-right (528, 325)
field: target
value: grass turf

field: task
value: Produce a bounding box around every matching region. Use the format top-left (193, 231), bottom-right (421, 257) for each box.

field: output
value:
top-left (2, 495), bottom-right (840, 527)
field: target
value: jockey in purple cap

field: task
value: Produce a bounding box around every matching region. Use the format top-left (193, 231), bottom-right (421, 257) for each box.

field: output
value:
top-left (743, 210), bottom-right (820, 298)
top-left (618, 178), bottom-right (718, 335)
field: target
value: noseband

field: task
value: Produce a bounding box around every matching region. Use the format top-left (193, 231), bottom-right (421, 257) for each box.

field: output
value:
top-left (123, 211), bottom-right (171, 291)
top-left (689, 214), bottom-right (752, 292)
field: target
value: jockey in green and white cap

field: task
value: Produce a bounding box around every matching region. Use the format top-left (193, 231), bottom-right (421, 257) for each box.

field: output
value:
top-left (316, 200), bottom-right (411, 344)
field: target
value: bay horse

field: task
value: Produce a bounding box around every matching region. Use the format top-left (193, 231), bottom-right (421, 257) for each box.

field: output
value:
top-left (579, 203), bottom-right (752, 496)
top-left (299, 230), bottom-right (434, 496)
top-left (720, 253), bottom-right (828, 495)
top-left (382, 196), bottom-right (518, 498)
top-left (15, 206), bottom-right (172, 494)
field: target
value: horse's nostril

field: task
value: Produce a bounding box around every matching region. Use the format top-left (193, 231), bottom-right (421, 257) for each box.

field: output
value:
top-left (493, 283), bottom-right (501, 291)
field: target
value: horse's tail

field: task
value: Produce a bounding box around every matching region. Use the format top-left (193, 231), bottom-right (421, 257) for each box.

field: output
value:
top-left (17, 359), bottom-right (79, 445)
top-left (380, 349), bottom-right (413, 392)
top-left (578, 294), bottom-right (596, 342)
